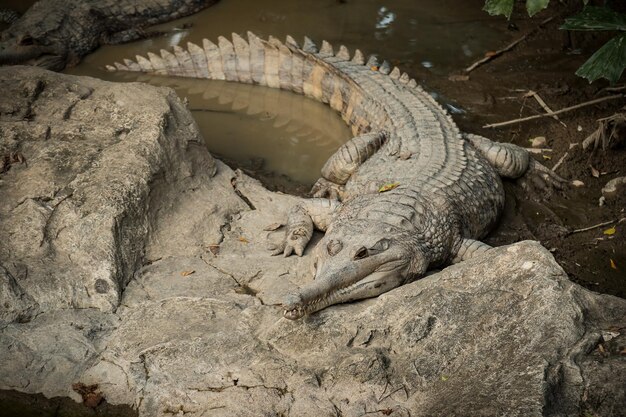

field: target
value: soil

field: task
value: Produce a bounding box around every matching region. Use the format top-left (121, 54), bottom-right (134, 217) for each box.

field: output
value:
top-left (416, 3), bottom-right (626, 297)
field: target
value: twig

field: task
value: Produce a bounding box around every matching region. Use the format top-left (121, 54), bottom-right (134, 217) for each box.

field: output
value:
top-left (569, 219), bottom-right (617, 235)
top-left (465, 16), bottom-right (554, 73)
top-left (483, 94), bottom-right (625, 128)
top-left (602, 85), bottom-right (626, 94)
top-left (551, 143), bottom-right (579, 172)
top-left (525, 147), bottom-right (552, 154)
top-left (525, 90), bottom-right (567, 127)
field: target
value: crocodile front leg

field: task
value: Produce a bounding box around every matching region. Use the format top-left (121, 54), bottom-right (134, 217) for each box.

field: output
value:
top-left (311, 131), bottom-right (387, 199)
top-left (268, 198), bottom-right (341, 257)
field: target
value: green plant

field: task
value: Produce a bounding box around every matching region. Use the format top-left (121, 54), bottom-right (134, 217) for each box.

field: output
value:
top-left (482, 1), bottom-right (626, 84)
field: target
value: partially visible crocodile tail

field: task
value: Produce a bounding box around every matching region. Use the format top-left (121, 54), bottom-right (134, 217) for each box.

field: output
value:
top-left (107, 32), bottom-right (416, 91)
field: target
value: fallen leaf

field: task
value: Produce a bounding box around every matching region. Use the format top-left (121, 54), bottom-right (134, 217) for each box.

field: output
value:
top-left (571, 180), bottom-right (585, 188)
top-left (208, 244), bottom-right (220, 255)
top-left (448, 74), bottom-right (469, 82)
top-left (180, 270), bottom-right (195, 277)
top-left (440, 375), bottom-right (449, 381)
top-left (370, 66), bottom-right (379, 71)
top-left (542, 155), bottom-right (552, 160)
top-left (597, 343), bottom-right (605, 354)
top-left (603, 227), bottom-right (616, 236)
top-left (591, 166), bottom-right (600, 178)
top-left (529, 136), bottom-right (547, 148)
top-left (263, 223), bottom-right (283, 231)
top-left (381, 409), bottom-right (393, 416)
top-left (379, 182), bottom-right (400, 193)
top-left (238, 237), bottom-right (249, 243)
top-left (610, 258), bottom-right (618, 270)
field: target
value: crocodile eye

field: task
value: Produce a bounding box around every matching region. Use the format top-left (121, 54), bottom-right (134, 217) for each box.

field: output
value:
top-left (19, 35), bottom-right (35, 46)
top-left (353, 246), bottom-right (368, 260)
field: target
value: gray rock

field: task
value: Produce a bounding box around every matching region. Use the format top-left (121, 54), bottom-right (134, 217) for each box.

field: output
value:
top-left (0, 66), bottom-right (216, 317)
top-left (82, 237), bottom-right (625, 417)
top-left (0, 67), bottom-right (624, 417)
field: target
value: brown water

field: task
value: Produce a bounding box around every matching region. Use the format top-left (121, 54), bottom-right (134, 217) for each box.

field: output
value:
top-left (66, 0), bottom-right (502, 185)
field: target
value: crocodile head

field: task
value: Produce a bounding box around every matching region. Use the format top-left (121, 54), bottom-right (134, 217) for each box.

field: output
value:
top-left (282, 220), bottom-right (428, 320)
top-left (0, 5), bottom-right (73, 71)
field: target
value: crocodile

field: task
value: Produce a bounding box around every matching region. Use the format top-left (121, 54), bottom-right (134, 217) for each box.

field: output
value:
top-left (0, 0), bottom-right (219, 71)
top-left (107, 32), bottom-right (565, 320)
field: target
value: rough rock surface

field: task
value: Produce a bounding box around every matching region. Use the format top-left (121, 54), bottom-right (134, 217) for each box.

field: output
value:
top-left (0, 68), bottom-right (625, 416)
top-left (0, 66), bottom-right (216, 316)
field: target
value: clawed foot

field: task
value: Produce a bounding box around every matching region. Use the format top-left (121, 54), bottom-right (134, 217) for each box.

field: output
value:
top-left (267, 228), bottom-right (310, 257)
top-left (310, 178), bottom-right (343, 200)
top-left (517, 159), bottom-right (568, 196)
top-left (267, 205), bottom-right (313, 257)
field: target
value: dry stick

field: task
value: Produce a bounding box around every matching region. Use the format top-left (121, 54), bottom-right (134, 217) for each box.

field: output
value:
top-left (525, 147), bottom-right (553, 154)
top-left (526, 90), bottom-right (567, 127)
top-left (483, 94), bottom-right (626, 128)
top-left (465, 16), bottom-right (555, 73)
top-left (551, 143), bottom-right (579, 172)
top-left (569, 219), bottom-right (616, 235)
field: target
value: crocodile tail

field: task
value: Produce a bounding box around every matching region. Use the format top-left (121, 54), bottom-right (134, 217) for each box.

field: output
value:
top-left (106, 32), bottom-right (423, 137)
top-left (107, 33), bottom-right (352, 94)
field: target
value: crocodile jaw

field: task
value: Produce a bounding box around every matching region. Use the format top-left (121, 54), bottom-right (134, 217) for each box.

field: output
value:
top-left (0, 42), bottom-right (66, 70)
top-left (282, 256), bottom-right (410, 320)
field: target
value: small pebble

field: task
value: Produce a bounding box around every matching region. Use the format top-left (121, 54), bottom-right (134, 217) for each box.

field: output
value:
top-left (601, 176), bottom-right (626, 200)
top-left (571, 180), bottom-right (585, 188)
top-left (529, 136), bottom-right (547, 148)
top-left (599, 196), bottom-right (606, 207)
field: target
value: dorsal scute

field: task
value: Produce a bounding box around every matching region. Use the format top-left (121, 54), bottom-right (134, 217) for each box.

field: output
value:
top-left (366, 55), bottom-right (379, 69)
top-left (320, 40), bottom-right (334, 56)
top-left (378, 60), bottom-right (390, 74)
top-left (352, 49), bottom-right (365, 64)
top-left (336, 45), bottom-right (350, 61)
top-left (285, 35), bottom-right (299, 48)
top-left (303, 36), bottom-right (318, 53)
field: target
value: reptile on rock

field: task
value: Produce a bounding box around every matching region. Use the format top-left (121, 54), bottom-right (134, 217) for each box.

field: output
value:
top-left (107, 32), bottom-right (566, 320)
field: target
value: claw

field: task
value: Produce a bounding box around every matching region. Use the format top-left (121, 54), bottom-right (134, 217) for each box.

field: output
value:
top-left (310, 178), bottom-right (343, 200)
top-left (517, 158), bottom-right (568, 197)
top-left (268, 241), bottom-right (286, 256)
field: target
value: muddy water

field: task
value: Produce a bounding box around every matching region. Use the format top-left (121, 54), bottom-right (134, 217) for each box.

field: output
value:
top-left (66, 0), bottom-right (501, 186)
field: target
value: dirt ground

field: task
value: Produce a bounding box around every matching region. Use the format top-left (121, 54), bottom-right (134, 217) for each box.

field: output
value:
top-left (415, 3), bottom-right (625, 298)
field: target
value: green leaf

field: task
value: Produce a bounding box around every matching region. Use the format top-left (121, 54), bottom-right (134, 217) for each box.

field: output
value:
top-left (560, 6), bottom-right (626, 31)
top-left (576, 32), bottom-right (626, 84)
top-left (483, 0), bottom-right (514, 19)
top-left (526, 0), bottom-right (550, 17)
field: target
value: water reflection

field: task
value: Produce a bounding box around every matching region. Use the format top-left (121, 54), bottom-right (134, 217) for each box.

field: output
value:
top-left (104, 72), bottom-right (349, 185)
top-left (375, 6), bottom-right (396, 40)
